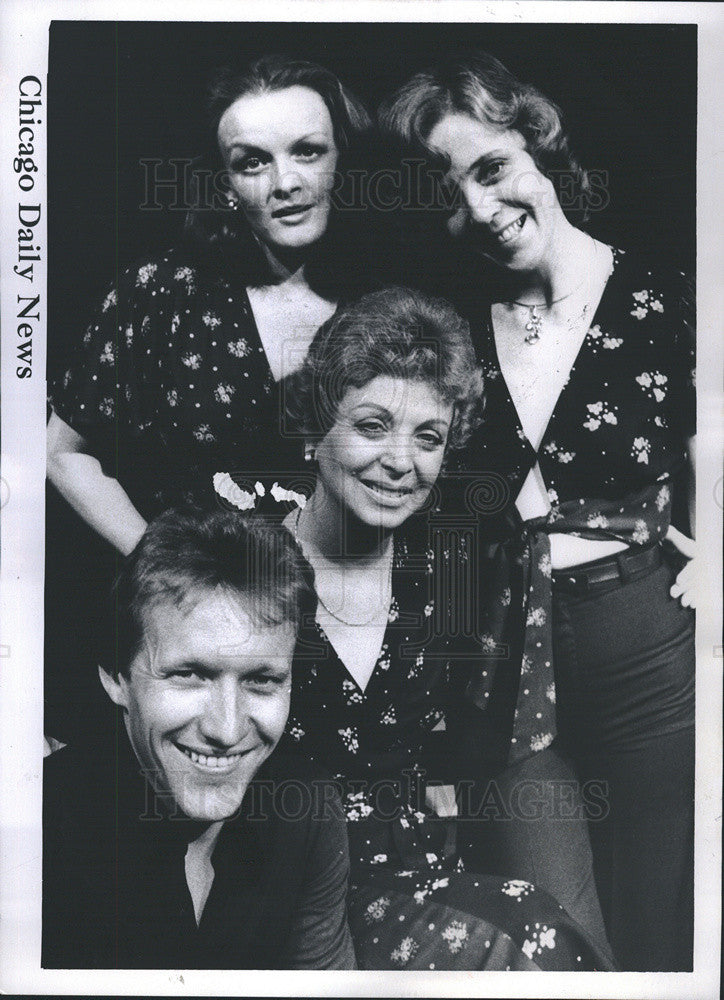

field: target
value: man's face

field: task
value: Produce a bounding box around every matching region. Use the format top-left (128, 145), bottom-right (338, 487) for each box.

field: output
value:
top-left (101, 588), bottom-right (295, 823)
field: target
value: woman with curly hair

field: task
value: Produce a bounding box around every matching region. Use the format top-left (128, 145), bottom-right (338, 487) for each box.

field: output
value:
top-left (275, 286), bottom-right (615, 971)
top-left (379, 52), bottom-right (696, 970)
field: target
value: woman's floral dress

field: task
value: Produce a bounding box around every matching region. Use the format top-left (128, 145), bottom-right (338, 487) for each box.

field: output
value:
top-left (278, 523), bottom-right (615, 970)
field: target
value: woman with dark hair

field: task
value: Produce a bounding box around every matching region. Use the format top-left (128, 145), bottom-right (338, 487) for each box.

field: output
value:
top-left (379, 53), bottom-right (696, 971)
top-left (47, 54), bottom-right (372, 551)
top-left (269, 286), bottom-right (615, 971)
top-left (44, 55), bottom-right (372, 743)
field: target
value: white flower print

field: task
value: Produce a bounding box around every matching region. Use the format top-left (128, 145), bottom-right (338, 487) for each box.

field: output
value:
top-left (631, 436), bottom-right (651, 464)
top-left (173, 265), bottom-right (196, 291)
top-left (526, 607), bottom-right (547, 628)
top-left (286, 719), bottom-right (305, 742)
top-left (167, 388), bottom-right (178, 407)
top-left (636, 371), bottom-right (668, 403)
top-left (124, 324), bottom-right (134, 348)
top-left (426, 853), bottom-right (439, 865)
top-left (547, 487), bottom-right (559, 506)
top-left (99, 341), bottom-right (114, 365)
top-left (583, 400), bottom-right (618, 431)
top-left (380, 705), bottom-right (397, 726)
top-left (372, 853), bottom-right (388, 865)
top-left (62, 369), bottom-right (72, 389)
top-left (546, 683), bottom-right (556, 704)
top-left (135, 262), bottom-right (157, 287)
top-left (201, 310), bottom-right (221, 329)
top-left (650, 298), bottom-right (664, 312)
top-left (522, 925), bottom-right (557, 959)
top-left (228, 337), bottom-right (251, 358)
top-left (214, 382), bottom-right (235, 405)
top-left (520, 653), bottom-right (533, 675)
top-left (586, 512), bottom-right (609, 530)
top-left (170, 312), bottom-right (181, 335)
top-left (193, 424), bottom-right (215, 443)
top-left (338, 726), bottom-right (359, 753)
top-left (364, 896), bottom-right (391, 924)
top-left (181, 352), bottom-right (201, 370)
top-left (530, 732), bottom-right (554, 752)
top-left (500, 587), bottom-right (512, 607)
top-left (538, 553), bottom-right (552, 578)
top-left (588, 324), bottom-right (603, 340)
top-left (631, 306), bottom-right (648, 320)
top-left (480, 633), bottom-right (498, 654)
top-left (632, 519), bottom-right (650, 545)
top-left (423, 602), bottom-right (434, 617)
top-left (387, 598), bottom-right (400, 623)
top-left (342, 679), bottom-right (363, 705)
top-left (99, 397), bottom-right (114, 417)
top-left (377, 644), bottom-right (391, 671)
top-left (344, 790), bottom-right (373, 821)
top-left (632, 290), bottom-right (649, 304)
top-left (101, 289), bottom-right (117, 312)
top-left (83, 326), bottom-right (93, 346)
top-left (391, 936), bottom-right (419, 966)
top-left (656, 484), bottom-right (671, 512)
top-left (602, 336), bottom-right (624, 349)
top-left (501, 879), bottom-right (535, 898)
top-left (442, 920), bottom-right (469, 954)
top-left (542, 440), bottom-right (576, 462)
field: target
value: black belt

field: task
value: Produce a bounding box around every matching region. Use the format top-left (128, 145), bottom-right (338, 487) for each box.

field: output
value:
top-left (552, 543), bottom-right (662, 592)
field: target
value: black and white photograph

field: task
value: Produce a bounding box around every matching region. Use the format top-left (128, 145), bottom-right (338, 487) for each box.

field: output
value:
top-left (0, 1), bottom-right (722, 996)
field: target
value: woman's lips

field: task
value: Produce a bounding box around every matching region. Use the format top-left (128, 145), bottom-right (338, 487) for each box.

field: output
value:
top-left (492, 214), bottom-right (527, 244)
top-left (360, 479), bottom-right (415, 505)
top-left (272, 204), bottom-right (314, 221)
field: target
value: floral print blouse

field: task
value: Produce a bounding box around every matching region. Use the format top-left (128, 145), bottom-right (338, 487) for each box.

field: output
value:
top-left (49, 251), bottom-right (305, 519)
top-left (451, 248), bottom-right (696, 503)
top-left (447, 249), bottom-right (696, 765)
top-left (278, 523), bottom-right (475, 877)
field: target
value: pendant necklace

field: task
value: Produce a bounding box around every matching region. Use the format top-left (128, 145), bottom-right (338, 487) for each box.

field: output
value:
top-left (510, 239), bottom-right (597, 344)
top-left (292, 507), bottom-right (393, 627)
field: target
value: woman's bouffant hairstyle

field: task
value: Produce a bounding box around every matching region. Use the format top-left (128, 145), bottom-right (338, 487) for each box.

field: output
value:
top-left (285, 286), bottom-right (484, 452)
top-left (378, 51), bottom-right (590, 213)
top-left (183, 54), bottom-right (373, 292)
top-left (103, 507), bottom-right (315, 679)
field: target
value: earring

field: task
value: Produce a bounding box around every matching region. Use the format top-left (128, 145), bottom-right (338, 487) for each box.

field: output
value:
top-left (227, 197), bottom-right (238, 211)
top-left (304, 447), bottom-right (316, 463)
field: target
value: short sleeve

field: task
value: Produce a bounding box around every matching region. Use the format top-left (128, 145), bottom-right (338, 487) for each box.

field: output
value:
top-left (667, 269), bottom-right (696, 439)
top-left (282, 786), bottom-right (357, 969)
top-left (49, 279), bottom-right (127, 447)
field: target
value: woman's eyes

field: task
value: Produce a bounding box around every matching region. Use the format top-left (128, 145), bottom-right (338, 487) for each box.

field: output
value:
top-left (232, 145), bottom-right (327, 174)
top-left (355, 421), bottom-right (443, 449)
top-left (475, 160), bottom-right (504, 184)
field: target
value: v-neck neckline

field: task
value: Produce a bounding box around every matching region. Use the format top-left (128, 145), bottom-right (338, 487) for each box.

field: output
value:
top-left (312, 539), bottom-right (402, 698)
top-left (484, 245), bottom-right (620, 461)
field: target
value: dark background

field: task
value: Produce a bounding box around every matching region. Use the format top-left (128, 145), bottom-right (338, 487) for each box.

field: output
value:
top-left (48, 19), bottom-right (696, 380)
top-left (45, 20), bottom-right (697, 741)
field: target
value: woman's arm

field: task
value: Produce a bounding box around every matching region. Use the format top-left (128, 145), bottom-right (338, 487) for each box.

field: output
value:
top-left (47, 411), bottom-right (147, 556)
top-left (667, 435), bottom-right (696, 608)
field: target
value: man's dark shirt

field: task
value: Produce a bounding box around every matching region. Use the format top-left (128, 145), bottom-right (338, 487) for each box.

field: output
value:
top-left (43, 732), bottom-right (355, 969)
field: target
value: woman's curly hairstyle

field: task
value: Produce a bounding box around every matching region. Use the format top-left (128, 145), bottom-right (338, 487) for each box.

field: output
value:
top-left (285, 286), bottom-right (484, 453)
top-left (378, 50), bottom-right (590, 215)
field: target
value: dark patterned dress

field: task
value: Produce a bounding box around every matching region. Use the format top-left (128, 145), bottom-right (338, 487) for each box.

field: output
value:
top-left (279, 525), bottom-right (615, 971)
top-left (49, 250), bottom-right (308, 520)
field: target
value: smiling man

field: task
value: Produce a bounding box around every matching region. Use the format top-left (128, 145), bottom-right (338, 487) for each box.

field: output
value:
top-left (42, 508), bottom-right (356, 969)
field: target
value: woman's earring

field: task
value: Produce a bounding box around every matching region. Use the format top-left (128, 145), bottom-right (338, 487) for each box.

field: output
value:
top-left (227, 197), bottom-right (238, 211)
top-left (304, 446), bottom-right (317, 463)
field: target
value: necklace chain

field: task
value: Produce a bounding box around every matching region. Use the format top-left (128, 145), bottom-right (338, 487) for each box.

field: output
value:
top-left (509, 238), bottom-right (597, 345)
top-left (293, 507), bottom-right (393, 627)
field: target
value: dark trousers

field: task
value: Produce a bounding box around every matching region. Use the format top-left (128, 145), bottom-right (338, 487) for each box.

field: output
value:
top-left (552, 546), bottom-right (695, 971)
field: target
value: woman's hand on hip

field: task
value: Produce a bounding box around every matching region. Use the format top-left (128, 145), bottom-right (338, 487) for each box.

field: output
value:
top-left (666, 524), bottom-right (697, 609)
